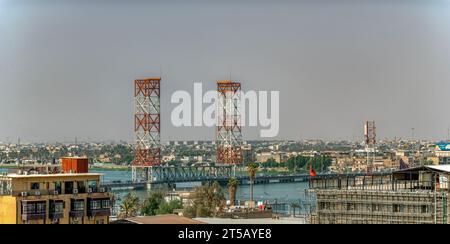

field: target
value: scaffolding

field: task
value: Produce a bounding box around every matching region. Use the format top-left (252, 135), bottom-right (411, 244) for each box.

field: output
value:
top-left (308, 168), bottom-right (450, 224)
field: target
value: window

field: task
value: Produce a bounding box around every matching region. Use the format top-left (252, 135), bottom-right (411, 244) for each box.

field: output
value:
top-left (102, 200), bottom-right (111, 209)
top-left (95, 219), bottom-right (105, 224)
top-left (54, 182), bottom-right (62, 194)
top-left (421, 205), bottom-right (429, 213)
top-left (393, 204), bottom-right (404, 213)
top-left (372, 204), bottom-right (380, 212)
top-left (0, 180), bottom-right (12, 195)
top-left (31, 182), bottom-right (40, 190)
top-left (346, 203), bottom-right (355, 211)
top-left (22, 202), bottom-right (46, 214)
top-left (319, 202), bottom-right (325, 210)
top-left (91, 201), bottom-right (101, 210)
top-left (36, 203), bottom-right (46, 213)
top-left (88, 180), bottom-right (98, 192)
top-left (64, 181), bottom-right (74, 194)
top-left (77, 181), bottom-right (86, 193)
top-left (50, 202), bottom-right (64, 213)
top-left (22, 204), bottom-right (35, 214)
top-left (72, 200), bottom-right (84, 211)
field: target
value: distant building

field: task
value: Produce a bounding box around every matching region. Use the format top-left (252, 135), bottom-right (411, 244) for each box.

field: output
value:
top-left (256, 152), bottom-right (281, 163)
top-left (434, 142), bottom-right (450, 165)
top-left (242, 144), bottom-right (254, 164)
top-left (0, 167), bottom-right (111, 224)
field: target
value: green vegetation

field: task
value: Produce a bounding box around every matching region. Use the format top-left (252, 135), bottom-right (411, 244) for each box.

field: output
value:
top-left (183, 181), bottom-right (225, 218)
top-left (260, 155), bottom-right (332, 173)
top-left (141, 190), bottom-right (183, 216)
top-left (227, 177), bottom-right (238, 206)
top-left (247, 163), bottom-right (259, 204)
top-left (119, 192), bottom-right (140, 219)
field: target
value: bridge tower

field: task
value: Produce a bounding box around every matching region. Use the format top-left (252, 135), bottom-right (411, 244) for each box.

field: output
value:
top-left (364, 121), bottom-right (376, 173)
top-left (216, 80), bottom-right (243, 166)
top-left (132, 78), bottom-right (161, 182)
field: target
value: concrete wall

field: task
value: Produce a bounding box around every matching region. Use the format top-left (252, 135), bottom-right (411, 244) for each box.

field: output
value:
top-left (0, 196), bottom-right (16, 224)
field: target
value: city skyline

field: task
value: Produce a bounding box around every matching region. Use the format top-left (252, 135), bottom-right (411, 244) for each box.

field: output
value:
top-left (2, 0), bottom-right (450, 142)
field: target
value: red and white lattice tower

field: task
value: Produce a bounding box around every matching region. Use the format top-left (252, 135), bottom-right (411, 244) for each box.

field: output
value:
top-left (216, 80), bottom-right (243, 165)
top-left (132, 78), bottom-right (161, 182)
top-left (364, 121), bottom-right (376, 173)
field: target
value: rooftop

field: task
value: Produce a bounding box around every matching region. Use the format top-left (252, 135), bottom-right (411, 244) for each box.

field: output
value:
top-left (1, 172), bottom-right (102, 179)
top-left (115, 215), bottom-right (205, 224)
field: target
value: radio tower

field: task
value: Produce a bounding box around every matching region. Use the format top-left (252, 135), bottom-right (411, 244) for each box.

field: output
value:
top-left (132, 78), bottom-right (161, 182)
top-left (364, 121), bottom-right (376, 173)
top-left (216, 80), bottom-right (243, 165)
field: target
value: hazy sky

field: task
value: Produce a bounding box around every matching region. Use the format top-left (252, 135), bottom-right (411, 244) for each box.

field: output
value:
top-left (1, 0), bottom-right (450, 142)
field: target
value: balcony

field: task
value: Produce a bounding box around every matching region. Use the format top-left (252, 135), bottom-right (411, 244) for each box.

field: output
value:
top-left (49, 211), bottom-right (64, 219)
top-left (70, 199), bottom-right (85, 218)
top-left (69, 210), bottom-right (84, 218)
top-left (49, 201), bottom-right (64, 219)
top-left (21, 201), bottom-right (47, 221)
top-left (22, 212), bottom-right (46, 221)
top-left (87, 198), bottom-right (111, 217)
top-left (87, 209), bottom-right (110, 217)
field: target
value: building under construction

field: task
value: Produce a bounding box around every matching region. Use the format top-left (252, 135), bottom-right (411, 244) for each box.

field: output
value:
top-left (308, 165), bottom-right (450, 224)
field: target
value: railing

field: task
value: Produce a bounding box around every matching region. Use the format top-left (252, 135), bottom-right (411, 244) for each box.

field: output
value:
top-left (48, 211), bottom-right (64, 219)
top-left (22, 212), bottom-right (46, 221)
top-left (69, 210), bottom-right (85, 218)
top-left (309, 174), bottom-right (444, 193)
top-left (87, 209), bottom-right (110, 217)
top-left (12, 187), bottom-right (108, 197)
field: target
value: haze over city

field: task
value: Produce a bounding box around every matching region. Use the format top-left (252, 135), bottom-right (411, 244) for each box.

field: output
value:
top-left (2, 0), bottom-right (450, 142)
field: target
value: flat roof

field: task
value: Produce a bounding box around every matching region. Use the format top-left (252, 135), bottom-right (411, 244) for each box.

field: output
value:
top-left (124, 215), bottom-right (205, 224)
top-left (426, 165), bottom-right (450, 173)
top-left (394, 165), bottom-right (450, 174)
top-left (2, 173), bottom-right (102, 179)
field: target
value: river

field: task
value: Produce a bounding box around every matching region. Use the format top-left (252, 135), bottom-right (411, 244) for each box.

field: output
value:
top-left (90, 169), bottom-right (313, 214)
top-left (0, 168), bottom-right (314, 214)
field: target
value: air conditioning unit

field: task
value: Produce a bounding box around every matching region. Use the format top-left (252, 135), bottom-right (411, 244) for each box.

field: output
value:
top-left (34, 191), bottom-right (41, 196)
top-left (21, 192), bottom-right (28, 197)
top-left (87, 188), bottom-right (93, 193)
top-left (73, 189), bottom-right (78, 194)
top-left (53, 191), bottom-right (59, 195)
top-left (99, 187), bottom-right (106, 193)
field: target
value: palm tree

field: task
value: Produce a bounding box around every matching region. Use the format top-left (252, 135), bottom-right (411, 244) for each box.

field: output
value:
top-left (119, 192), bottom-right (140, 219)
top-left (227, 177), bottom-right (238, 207)
top-left (247, 163), bottom-right (259, 207)
top-left (290, 202), bottom-right (301, 217)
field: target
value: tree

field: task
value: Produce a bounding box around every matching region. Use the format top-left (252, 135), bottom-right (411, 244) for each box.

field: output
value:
top-left (227, 177), bottom-right (238, 207)
top-left (247, 163), bottom-right (259, 206)
top-left (141, 190), bottom-right (165, 216)
top-left (183, 181), bottom-right (225, 218)
top-left (157, 199), bottom-right (183, 215)
top-left (119, 192), bottom-right (140, 219)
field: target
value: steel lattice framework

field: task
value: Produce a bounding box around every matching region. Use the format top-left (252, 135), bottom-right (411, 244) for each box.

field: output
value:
top-left (149, 165), bottom-right (236, 183)
top-left (216, 80), bottom-right (243, 165)
top-left (132, 78), bottom-right (161, 182)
